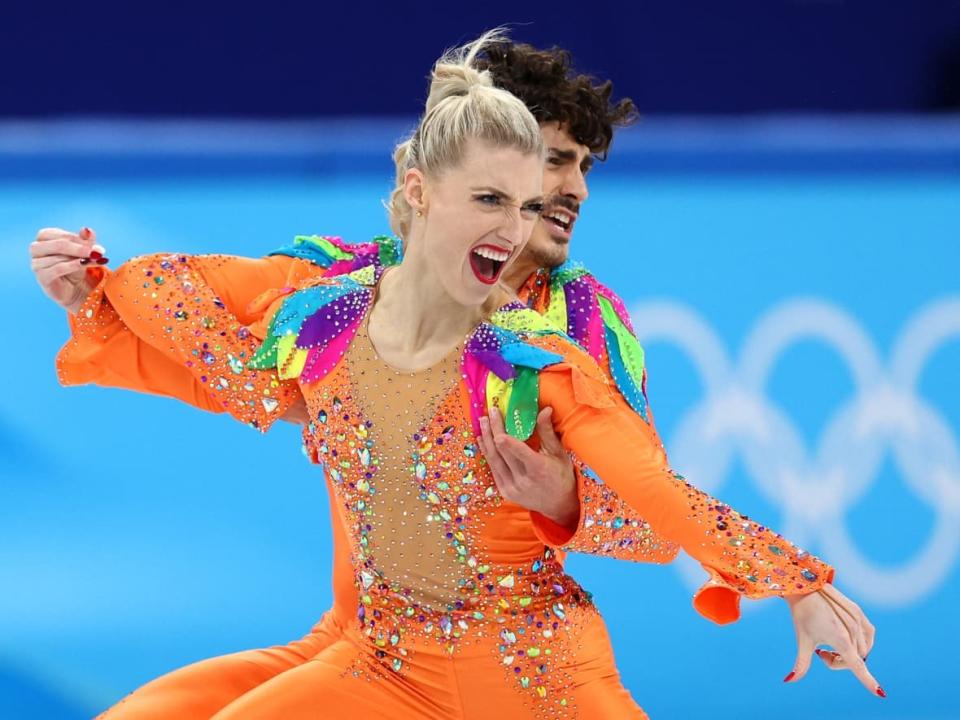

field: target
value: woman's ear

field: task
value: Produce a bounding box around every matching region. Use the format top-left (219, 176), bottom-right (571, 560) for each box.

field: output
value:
top-left (403, 168), bottom-right (428, 216)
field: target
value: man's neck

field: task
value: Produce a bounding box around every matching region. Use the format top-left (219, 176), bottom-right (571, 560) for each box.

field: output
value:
top-left (502, 258), bottom-right (542, 293)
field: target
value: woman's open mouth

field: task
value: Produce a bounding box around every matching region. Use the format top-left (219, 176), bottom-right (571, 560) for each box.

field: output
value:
top-left (469, 244), bottom-right (510, 285)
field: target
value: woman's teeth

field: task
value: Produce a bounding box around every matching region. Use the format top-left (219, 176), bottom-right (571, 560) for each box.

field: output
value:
top-left (472, 246), bottom-right (510, 262)
top-left (469, 246), bottom-right (508, 283)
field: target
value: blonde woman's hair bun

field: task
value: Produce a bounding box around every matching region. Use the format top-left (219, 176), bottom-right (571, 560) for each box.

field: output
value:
top-left (386, 28), bottom-right (543, 239)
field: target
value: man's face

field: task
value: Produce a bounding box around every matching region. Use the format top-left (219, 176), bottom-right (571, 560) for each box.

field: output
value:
top-left (522, 121), bottom-right (593, 270)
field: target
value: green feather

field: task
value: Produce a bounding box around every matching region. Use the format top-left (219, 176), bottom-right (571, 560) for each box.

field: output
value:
top-left (302, 235), bottom-right (354, 261)
top-left (550, 264), bottom-right (589, 286)
top-left (543, 283), bottom-right (568, 332)
top-left (598, 296), bottom-right (645, 383)
top-left (248, 331), bottom-right (280, 370)
top-left (491, 307), bottom-right (557, 335)
top-left (376, 235), bottom-right (402, 267)
top-left (505, 366), bottom-right (539, 440)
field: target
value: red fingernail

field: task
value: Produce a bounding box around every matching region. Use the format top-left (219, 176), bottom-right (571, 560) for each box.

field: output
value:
top-left (876, 686), bottom-right (886, 698)
top-left (96, 257), bottom-right (109, 264)
top-left (88, 250), bottom-right (103, 260)
top-left (783, 671), bottom-right (795, 683)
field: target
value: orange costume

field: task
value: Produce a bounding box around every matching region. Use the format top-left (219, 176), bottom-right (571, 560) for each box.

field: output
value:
top-left (58, 237), bottom-right (834, 719)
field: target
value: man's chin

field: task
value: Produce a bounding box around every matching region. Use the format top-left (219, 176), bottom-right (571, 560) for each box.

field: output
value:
top-left (533, 236), bottom-right (570, 269)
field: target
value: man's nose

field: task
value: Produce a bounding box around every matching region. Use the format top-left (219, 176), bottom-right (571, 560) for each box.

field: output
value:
top-left (559, 166), bottom-right (588, 202)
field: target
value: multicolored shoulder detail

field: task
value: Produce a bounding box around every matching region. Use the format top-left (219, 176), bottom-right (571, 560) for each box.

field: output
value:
top-left (246, 267), bottom-right (376, 383)
top-left (463, 302), bottom-right (569, 442)
top-left (268, 234), bottom-right (403, 277)
top-left (546, 260), bottom-right (650, 422)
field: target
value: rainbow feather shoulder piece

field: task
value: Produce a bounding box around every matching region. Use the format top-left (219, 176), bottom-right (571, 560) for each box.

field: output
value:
top-left (246, 267), bottom-right (376, 384)
top-left (246, 270), bottom-right (570, 443)
top-left (463, 302), bottom-right (567, 441)
top-left (545, 261), bottom-right (649, 422)
top-left (268, 234), bottom-right (403, 276)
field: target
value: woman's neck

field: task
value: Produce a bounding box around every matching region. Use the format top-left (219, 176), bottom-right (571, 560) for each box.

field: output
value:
top-left (366, 252), bottom-right (482, 371)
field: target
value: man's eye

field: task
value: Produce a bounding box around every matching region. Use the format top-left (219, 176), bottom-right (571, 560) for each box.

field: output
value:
top-left (476, 194), bottom-right (501, 205)
top-left (521, 202), bottom-right (544, 217)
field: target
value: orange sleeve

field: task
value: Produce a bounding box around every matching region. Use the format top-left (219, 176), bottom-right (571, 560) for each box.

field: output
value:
top-left (537, 338), bottom-right (835, 625)
top-left (56, 253), bottom-right (318, 431)
top-left (527, 347), bottom-right (679, 564)
top-left (529, 455), bottom-right (681, 564)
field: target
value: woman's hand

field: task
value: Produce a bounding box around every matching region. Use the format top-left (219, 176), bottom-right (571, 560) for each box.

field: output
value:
top-left (30, 227), bottom-right (107, 314)
top-left (784, 583), bottom-right (883, 697)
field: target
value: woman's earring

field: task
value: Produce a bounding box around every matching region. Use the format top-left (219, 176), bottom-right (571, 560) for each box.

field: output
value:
top-left (416, 210), bottom-right (423, 217)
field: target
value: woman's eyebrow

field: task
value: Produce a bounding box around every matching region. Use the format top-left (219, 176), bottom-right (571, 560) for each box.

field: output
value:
top-left (470, 186), bottom-right (512, 201)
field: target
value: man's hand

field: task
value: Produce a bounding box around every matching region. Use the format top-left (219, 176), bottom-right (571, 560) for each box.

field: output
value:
top-left (477, 405), bottom-right (579, 530)
top-left (783, 584), bottom-right (883, 697)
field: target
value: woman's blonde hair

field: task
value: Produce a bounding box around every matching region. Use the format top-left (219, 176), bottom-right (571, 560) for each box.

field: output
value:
top-left (386, 29), bottom-right (545, 239)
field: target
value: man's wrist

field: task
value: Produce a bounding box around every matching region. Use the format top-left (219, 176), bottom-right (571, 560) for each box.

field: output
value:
top-left (543, 500), bottom-right (579, 532)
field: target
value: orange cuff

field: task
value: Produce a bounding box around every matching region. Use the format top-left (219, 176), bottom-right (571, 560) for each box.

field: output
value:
top-left (529, 509), bottom-right (579, 548)
top-left (692, 563), bottom-right (836, 625)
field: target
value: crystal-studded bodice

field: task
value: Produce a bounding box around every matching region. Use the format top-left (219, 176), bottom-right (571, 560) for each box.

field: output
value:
top-left (336, 317), bottom-right (469, 610)
top-left (302, 315), bottom-right (585, 627)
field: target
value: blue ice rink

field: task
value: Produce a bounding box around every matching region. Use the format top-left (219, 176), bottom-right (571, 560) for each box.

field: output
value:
top-left (1, 118), bottom-right (958, 719)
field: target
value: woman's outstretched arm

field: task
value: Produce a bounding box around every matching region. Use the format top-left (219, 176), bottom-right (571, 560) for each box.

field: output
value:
top-left (525, 337), bottom-right (882, 696)
top-left (34, 227), bottom-right (308, 430)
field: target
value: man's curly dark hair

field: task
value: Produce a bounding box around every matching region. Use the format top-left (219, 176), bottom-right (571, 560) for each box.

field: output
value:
top-left (475, 42), bottom-right (638, 160)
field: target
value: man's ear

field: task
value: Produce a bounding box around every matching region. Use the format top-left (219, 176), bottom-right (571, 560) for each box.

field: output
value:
top-left (403, 168), bottom-right (428, 215)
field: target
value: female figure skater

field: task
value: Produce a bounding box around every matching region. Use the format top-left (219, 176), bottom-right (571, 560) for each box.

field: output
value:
top-left (33, 32), bottom-right (879, 719)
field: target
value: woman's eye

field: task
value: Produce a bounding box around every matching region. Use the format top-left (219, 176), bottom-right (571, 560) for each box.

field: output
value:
top-left (547, 157), bottom-right (563, 166)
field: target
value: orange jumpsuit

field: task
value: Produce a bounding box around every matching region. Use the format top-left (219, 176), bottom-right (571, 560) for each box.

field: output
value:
top-left (58, 240), bottom-right (833, 719)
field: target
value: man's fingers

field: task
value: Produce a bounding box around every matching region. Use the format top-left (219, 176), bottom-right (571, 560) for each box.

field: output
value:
top-left (487, 407), bottom-right (529, 479)
top-left (478, 417), bottom-right (516, 497)
top-left (534, 407), bottom-right (565, 456)
top-left (488, 405), bottom-right (509, 439)
top-left (493, 433), bottom-right (532, 480)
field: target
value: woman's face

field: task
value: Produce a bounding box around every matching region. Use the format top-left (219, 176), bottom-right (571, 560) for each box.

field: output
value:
top-left (411, 138), bottom-right (544, 307)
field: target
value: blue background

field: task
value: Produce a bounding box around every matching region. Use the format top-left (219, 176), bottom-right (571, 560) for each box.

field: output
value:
top-left (1, 119), bottom-right (958, 719)
top-left (2, 6), bottom-right (960, 719)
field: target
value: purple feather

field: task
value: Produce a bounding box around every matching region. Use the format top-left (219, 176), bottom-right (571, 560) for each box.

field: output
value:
top-left (470, 350), bottom-right (516, 381)
top-left (466, 324), bottom-right (501, 356)
top-left (564, 277), bottom-right (595, 345)
top-left (296, 291), bottom-right (366, 349)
